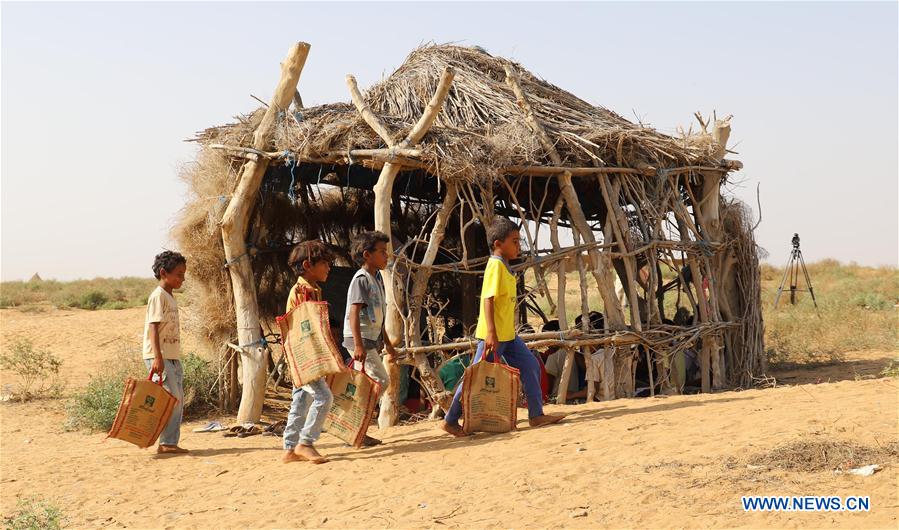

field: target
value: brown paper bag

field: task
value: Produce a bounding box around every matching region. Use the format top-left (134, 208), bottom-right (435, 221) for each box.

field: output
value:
top-left (107, 376), bottom-right (178, 448)
top-left (323, 362), bottom-right (381, 447)
top-left (277, 298), bottom-right (344, 387)
top-left (462, 350), bottom-right (520, 434)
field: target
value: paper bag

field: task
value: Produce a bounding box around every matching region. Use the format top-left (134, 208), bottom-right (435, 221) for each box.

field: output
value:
top-left (462, 350), bottom-right (520, 434)
top-left (107, 376), bottom-right (178, 448)
top-left (323, 362), bottom-right (381, 447)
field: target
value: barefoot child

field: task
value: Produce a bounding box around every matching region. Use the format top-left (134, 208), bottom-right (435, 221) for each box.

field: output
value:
top-left (282, 241), bottom-right (335, 464)
top-left (343, 231), bottom-right (398, 446)
top-left (441, 218), bottom-right (566, 437)
top-left (143, 251), bottom-right (188, 455)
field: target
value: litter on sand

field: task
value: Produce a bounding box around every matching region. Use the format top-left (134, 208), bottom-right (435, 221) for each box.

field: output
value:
top-left (846, 464), bottom-right (882, 477)
top-left (193, 421), bottom-right (225, 433)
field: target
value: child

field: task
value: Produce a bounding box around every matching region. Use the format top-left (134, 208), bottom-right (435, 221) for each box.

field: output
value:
top-left (441, 218), bottom-right (566, 436)
top-left (143, 250), bottom-right (188, 455)
top-left (343, 230), bottom-right (398, 446)
top-left (282, 241), bottom-right (335, 464)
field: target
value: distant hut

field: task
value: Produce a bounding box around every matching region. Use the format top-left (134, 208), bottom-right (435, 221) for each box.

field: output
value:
top-left (175, 43), bottom-right (764, 424)
top-left (28, 273), bottom-right (42, 283)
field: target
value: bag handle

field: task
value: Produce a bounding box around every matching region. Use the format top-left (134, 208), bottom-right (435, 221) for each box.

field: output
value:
top-left (349, 359), bottom-right (368, 375)
top-left (483, 348), bottom-right (503, 365)
top-left (146, 372), bottom-right (164, 386)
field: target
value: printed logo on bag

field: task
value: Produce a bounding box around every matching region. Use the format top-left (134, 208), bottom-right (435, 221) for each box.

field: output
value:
top-left (144, 395), bottom-right (156, 407)
top-left (300, 320), bottom-right (312, 336)
top-left (485, 376), bottom-right (496, 388)
top-left (343, 383), bottom-right (357, 398)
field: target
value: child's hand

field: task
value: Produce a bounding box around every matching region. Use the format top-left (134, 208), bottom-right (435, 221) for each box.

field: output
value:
top-left (352, 346), bottom-right (368, 363)
top-left (484, 331), bottom-right (499, 353)
top-left (151, 356), bottom-right (165, 377)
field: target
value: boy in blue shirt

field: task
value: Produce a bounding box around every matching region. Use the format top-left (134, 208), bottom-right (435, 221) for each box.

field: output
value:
top-left (343, 231), bottom-right (399, 446)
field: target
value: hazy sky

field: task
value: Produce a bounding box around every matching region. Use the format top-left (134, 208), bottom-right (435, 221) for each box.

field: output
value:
top-left (2, 1), bottom-right (897, 281)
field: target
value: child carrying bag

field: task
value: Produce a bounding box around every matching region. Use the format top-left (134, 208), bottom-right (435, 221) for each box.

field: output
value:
top-left (323, 360), bottom-right (381, 448)
top-left (107, 374), bottom-right (178, 448)
top-left (276, 287), bottom-right (345, 387)
top-left (462, 349), bottom-right (521, 434)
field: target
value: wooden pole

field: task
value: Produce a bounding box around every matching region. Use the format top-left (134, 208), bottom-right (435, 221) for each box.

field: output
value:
top-left (221, 42), bottom-right (310, 423)
top-left (597, 175), bottom-right (643, 332)
top-left (347, 67), bottom-right (456, 426)
top-left (550, 197), bottom-right (575, 404)
top-left (401, 182), bottom-right (459, 415)
top-left (574, 230), bottom-right (596, 403)
top-left (504, 66), bottom-right (627, 331)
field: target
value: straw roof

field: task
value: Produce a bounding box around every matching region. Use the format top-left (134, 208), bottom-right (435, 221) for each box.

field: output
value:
top-left (195, 44), bottom-right (720, 182)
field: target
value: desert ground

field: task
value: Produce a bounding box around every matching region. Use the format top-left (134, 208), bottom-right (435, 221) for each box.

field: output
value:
top-left (1, 306), bottom-right (897, 529)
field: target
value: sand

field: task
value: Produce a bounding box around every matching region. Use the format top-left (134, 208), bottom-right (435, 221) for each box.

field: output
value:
top-left (1, 307), bottom-right (897, 529)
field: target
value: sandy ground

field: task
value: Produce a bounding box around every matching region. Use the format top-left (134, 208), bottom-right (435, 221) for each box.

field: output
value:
top-left (1, 307), bottom-right (897, 529)
top-left (0, 307), bottom-right (201, 389)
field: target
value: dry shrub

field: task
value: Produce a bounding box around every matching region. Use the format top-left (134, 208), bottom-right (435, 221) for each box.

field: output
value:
top-left (763, 261), bottom-right (898, 363)
top-left (172, 150), bottom-right (239, 349)
top-left (748, 439), bottom-right (899, 472)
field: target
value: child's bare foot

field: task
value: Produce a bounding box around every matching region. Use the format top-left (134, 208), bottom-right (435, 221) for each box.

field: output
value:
top-left (282, 450), bottom-right (304, 463)
top-left (528, 414), bottom-right (566, 428)
top-left (440, 421), bottom-right (469, 437)
top-left (157, 445), bottom-right (189, 454)
top-left (294, 444), bottom-right (329, 464)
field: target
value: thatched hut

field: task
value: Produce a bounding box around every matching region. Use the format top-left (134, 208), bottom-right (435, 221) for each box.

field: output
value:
top-left (175, 42), bottom-right (764, 424)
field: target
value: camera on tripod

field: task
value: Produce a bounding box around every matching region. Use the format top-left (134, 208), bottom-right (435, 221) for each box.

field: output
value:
top-left (775, 232), bottom-right (819, 313)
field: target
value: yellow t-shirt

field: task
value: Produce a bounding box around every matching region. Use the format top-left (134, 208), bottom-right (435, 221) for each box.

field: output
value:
top-left (475, 256), bottom-right (517, 342)
top-left (285, 276), bottom-right (322, 312)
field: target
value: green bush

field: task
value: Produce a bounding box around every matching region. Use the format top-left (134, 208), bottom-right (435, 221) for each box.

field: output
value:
top-left (182, 352), bottom-right (219, 417)
top-left (0, 277), bottom-right (159, 311)
top-left (73, 290), bottom-right (108, 310)
top-left (0, 340), bottom-right (64, 402)
top-left (66, 354), bottom-right (143, 432)
top-left (3, 496), bottom-right (64, 530)
top-left (66, 352), bottom-right (218, 432)
top-left (851, 292), bottom-right (893, 311)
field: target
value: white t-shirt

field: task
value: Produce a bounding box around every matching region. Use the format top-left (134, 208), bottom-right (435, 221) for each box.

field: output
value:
top-left (142, 287), bottom-right (181, 360)
top-left (544, 350), bottom-right (581, 396)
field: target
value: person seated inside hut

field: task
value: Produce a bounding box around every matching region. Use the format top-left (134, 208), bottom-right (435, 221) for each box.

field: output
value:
top-left (538, 319), bottom-right (561, 363)
top-left (544, 312), bottom-right (605, 402)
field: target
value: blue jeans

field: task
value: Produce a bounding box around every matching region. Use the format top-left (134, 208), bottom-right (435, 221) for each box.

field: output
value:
top-left (144, 359), bottom-right (183, 446)
top-left (445, 337), bottom-right (544, 425)
top-left (283, 378), bottom-right (333, 449)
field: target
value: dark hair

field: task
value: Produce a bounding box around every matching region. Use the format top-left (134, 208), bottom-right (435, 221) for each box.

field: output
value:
top-left (444, 321), bottom-right (464, 341)
top-left (542, 319), bottom-right (560, 332)
top-left (351, 231), bottom-right (389, 265)
top-left (574, 311), bottom-right (605, 331)
top-left (486, 217), bottom-right (519, 248)
top-left (288, 240), bottom-right (334, 272)
top-left (152, 251), bottom-right (186, 280)
top-left (673, 307), bottom-right (693, 326)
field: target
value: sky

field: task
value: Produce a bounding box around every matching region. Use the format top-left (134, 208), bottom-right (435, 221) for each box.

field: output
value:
top-left (1, 1), bottom-right (897, 281)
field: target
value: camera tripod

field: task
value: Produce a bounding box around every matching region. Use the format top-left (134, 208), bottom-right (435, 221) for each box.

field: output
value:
top-left (773, 233), bottom-right (819, 313)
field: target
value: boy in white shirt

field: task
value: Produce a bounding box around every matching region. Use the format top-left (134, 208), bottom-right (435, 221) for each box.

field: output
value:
top-left (143, 251), bottom-right (187, 455)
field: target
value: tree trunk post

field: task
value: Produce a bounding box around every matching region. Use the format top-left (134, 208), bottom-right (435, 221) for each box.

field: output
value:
top-left (221, 42), bottom-right (310, 424)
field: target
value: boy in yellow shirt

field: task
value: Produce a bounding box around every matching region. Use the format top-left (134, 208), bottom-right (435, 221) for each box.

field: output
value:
top-left (441, 218), bottom-right (566, 436)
